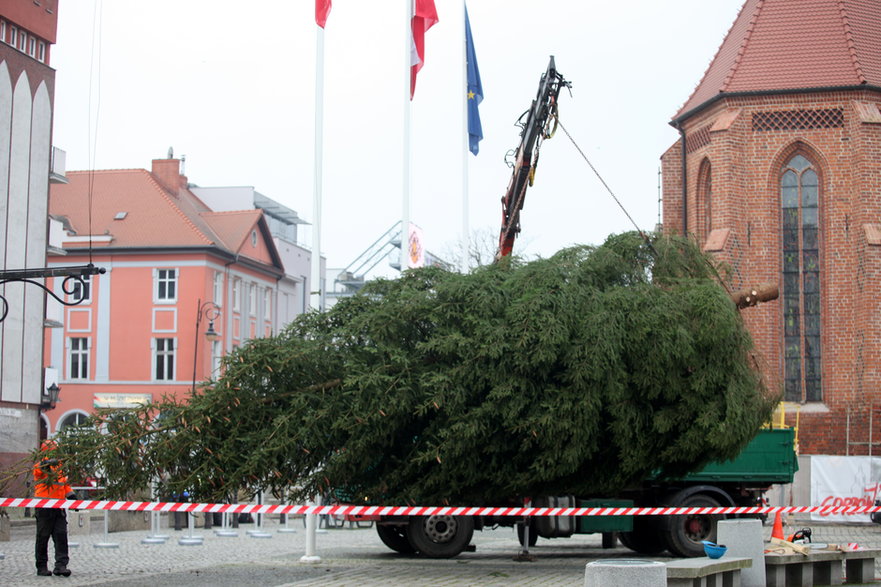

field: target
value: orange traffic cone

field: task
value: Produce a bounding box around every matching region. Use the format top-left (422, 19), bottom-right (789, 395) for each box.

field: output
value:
top-left (771, 511), bottom-right (784, 540)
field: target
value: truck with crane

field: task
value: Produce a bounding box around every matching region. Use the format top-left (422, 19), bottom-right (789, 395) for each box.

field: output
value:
top-left (371, 57), bottom-right (797, 559)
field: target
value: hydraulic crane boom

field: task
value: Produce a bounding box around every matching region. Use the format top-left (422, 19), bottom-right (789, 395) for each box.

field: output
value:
top-left (497, 56), bottom-right (570, 258)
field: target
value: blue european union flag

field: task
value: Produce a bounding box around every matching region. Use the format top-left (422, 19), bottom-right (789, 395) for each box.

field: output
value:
top-left (465, 6), bottom-right (483, 155)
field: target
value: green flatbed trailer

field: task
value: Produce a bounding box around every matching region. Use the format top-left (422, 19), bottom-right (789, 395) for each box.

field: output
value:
top-left (378, 428), bottom-right (798, 558)
top-left (679, 427), bottom-right (798, 485)
top-left (610, 427), bottom-right (798, 557)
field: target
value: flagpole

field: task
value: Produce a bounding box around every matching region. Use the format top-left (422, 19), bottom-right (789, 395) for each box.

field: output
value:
top-left (310, 18), bottom-right (325, 310)
top-left (461, 0), bottom-right (470, 272)
top-left (401, 0), bottom-right (413, 272)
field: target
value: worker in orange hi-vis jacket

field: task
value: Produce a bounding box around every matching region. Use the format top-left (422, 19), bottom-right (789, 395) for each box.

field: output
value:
top-left (32, 440), bottom-right (76, 577)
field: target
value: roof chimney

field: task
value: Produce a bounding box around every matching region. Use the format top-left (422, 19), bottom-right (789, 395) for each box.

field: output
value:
top-left (151, 158), bottom-right (189, 197)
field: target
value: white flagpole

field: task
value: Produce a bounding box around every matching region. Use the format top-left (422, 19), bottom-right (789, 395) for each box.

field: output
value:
top-left (302, 17), bottom-right (326, 564)
top-left (401, 0), bottom-right (413, 272)
top-left (310, 22), bottom-right (325, 311)
top-left (461, 0), bottom-right (470, 272)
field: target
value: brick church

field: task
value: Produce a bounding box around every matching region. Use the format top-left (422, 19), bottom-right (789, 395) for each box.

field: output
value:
top-left (661, 0), bottom-right (881, 454)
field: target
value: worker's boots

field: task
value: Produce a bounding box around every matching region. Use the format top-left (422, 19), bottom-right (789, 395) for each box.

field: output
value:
top-left (36, 567), bottom-right (52, 576)
top-left (53, 564), bottom-right (72, 577)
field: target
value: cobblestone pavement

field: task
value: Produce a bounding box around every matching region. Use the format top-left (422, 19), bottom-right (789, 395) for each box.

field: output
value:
top-left (1, 514), bottom-right (880, 586)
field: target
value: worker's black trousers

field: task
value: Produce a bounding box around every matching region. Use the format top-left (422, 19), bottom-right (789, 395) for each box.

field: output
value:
top-left (35, 508), bottom-right (69, 570)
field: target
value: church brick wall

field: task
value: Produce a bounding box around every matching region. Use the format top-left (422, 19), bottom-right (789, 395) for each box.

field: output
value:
top-left (662, 88), bottom-right (881, 454)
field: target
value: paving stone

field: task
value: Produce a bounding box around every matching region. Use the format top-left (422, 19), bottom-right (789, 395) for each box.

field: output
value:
top-left (2, 514), bottom-right (879, 586)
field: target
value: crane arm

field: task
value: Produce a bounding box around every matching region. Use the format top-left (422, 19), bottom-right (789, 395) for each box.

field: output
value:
top-left (497, 56), bottom-right (570, 258)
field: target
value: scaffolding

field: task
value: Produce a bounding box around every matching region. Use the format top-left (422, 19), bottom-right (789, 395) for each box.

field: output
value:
top-left (326, 222), bottom-right (452, 305)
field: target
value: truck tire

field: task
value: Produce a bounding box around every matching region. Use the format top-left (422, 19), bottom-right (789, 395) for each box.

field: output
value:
top-left (618, 516), bottom-right (666, 555)
top-left (407, 515), bottom-right (474, 558)
top-left (376, 524), bottom-right (416, 554)
top-left (662, 493), bottom-right (723, 558)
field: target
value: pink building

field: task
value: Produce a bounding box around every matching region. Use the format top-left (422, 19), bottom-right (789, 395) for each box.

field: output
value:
top-left (43, 158), bottom-right (285, 435)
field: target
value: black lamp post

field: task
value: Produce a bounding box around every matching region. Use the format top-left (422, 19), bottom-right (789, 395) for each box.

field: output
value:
top-left (192, 299), bottom-right (221, 392)
top-left (41, 383), bottom-right (61, 411)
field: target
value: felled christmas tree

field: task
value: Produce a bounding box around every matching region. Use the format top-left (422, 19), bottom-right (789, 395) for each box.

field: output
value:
top-left (44, 232), bottom-right (776, 505)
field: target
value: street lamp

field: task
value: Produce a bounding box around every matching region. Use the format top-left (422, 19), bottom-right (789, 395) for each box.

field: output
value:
top-left (192, 299), bottom-right (221, 392)
top-left (41, 383), bottom-right (61, 411)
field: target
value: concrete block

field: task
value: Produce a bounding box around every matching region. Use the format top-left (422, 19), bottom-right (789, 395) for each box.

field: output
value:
top-left (108, 509), bottom-right (151, 532)
top-left (67, 510), bottom-right (91, 536)
top-left (765, 553), bottom-right (814, 587)
top-left (584, 559), bottom-right (666, 587)
top-left (717, 518), bottom-right (766, 587)
top-left (666, 556), bottom-right (750, 586)
top-left (812, 556), bottom-right (842, 585)
top-left (845, 555), bottom-right (875, 584)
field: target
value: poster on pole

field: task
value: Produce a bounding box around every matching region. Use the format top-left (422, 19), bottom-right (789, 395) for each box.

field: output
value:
top-left (810, 455), bottom-right (881, 523)
top-left (408, 223), bottom-right (425, 268)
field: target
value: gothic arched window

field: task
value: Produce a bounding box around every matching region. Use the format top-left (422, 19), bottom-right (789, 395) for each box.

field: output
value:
top-left (781, 154), bottom-right (821, 402)
top-left (698, 159), bottom-right (712, 242)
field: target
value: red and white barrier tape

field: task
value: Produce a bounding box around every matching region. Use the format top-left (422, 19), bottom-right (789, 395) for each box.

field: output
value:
top-left (2, 498), bottom-right (881, 518)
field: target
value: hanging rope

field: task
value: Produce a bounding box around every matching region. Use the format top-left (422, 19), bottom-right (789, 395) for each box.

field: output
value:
top-left (555, 118), bottom-right (651, 245)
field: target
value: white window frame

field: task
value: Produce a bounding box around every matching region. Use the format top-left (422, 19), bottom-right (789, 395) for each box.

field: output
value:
top-left (213, 272), bottom-right (224, 306)
top-left (38, 40), bottom-right (45, 62)
top-left (154, 268), bottom-right (177, 303)
top-left (153, 337), bottom-right (176, 381)
top-left (211, 340), bottom-right (222, 375)
top-left (18, 31), bottom-right (26, 51)
top-left (301, 275), bottom-right (308, 314)
top-left (69, 274), bottom-right (91, 304)
top-left (263, 288), bottom-right (272, 321)
top-left (58, 410), bottom-right (90, 431)
top-left (232, 279), bottom-right (241, 313)
top-left (0, 22), bottom-right (6, 45)
top-left (248, 284), bottom-right (257, 317)
top-left (9, 26), bottom-right (17, 48)
top-left (27, 36), bottom-right (35, 57)
top-left (69, 337), bottom-right (89, 380)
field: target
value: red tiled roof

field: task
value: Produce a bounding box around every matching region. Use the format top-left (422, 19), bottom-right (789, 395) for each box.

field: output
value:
top-left (202, 210), bottom-right (284, 269)
top-left (201, 210), bottom-right (262, 252)
top-left (50, 170), bottom-right (282, 278)
top-left (674, 0), bottom-right (881, 121)
top-left (51, 169), bottom-right (219, 248)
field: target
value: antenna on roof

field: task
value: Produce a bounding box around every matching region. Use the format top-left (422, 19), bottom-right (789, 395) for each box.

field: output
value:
top-left (167, 146), bottom-right (173, 159)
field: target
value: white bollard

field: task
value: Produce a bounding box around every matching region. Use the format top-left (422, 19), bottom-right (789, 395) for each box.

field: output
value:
top-left (584, 559), bottom-right (666, 587)
top-left (141, 510), bottom-right (169, 544)
top-left (215, 511), bottom-right (238, 537)
top-left (278, 513), bottom-right (297, 534)
top-left (247, 493), bottom-right (272, 539)
top-left (300, 497), bottom-right (321, 563)
top-left (177, 511), bottom-right (203, 546)
top-left (93, 510), bottom-right (119, 549)
top-left (316, 493), bottom-right (328, 534)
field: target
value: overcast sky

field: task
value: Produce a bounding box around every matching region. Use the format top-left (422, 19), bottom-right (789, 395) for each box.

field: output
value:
top-left (51, 0), bottom-right (745, 276)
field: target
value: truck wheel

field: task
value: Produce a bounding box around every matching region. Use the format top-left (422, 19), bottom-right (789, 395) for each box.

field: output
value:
top-left (662, 494), bottom-right (723, 558)
top-left (618, 516), bottom-right (665, 555)
top-left (407, 515), bottom-right (474, 558)
top-left (516, 521), bottom-right (538, 547)
top-left (376, 524), bottom-right (416, 554)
